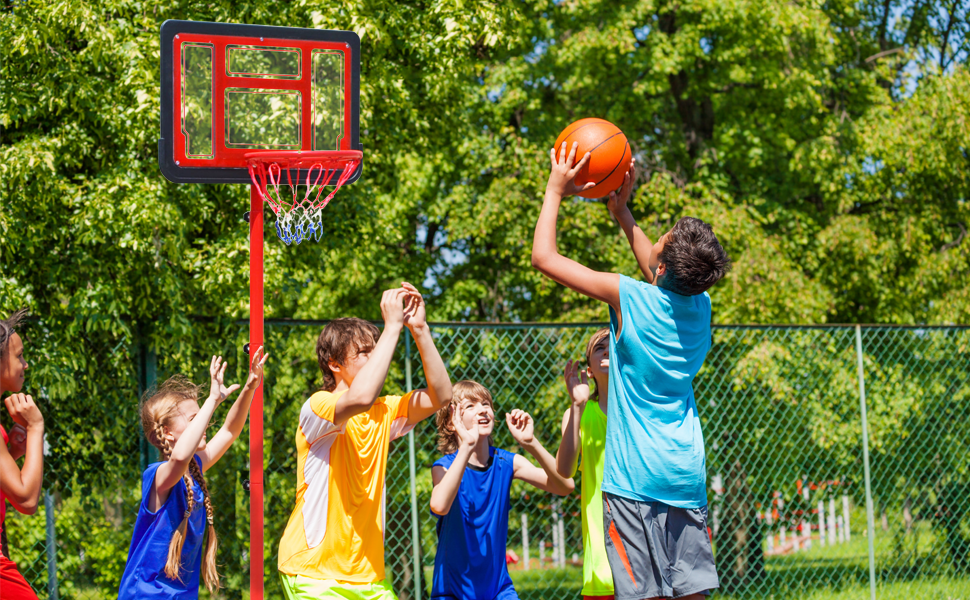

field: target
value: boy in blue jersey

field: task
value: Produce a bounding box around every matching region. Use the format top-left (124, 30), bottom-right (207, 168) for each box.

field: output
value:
top-left (532, 143), bottom-right (731, 600)
top-left (429, 380), bottom-right (574, 600)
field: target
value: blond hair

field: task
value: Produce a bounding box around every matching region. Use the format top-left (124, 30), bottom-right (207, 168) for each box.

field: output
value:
top-left (435, 380), bottom-right (494, 454)
top-left (585, 328), bottom-right (610, 400)
top-left (140, 375), bottom-right (220, 592)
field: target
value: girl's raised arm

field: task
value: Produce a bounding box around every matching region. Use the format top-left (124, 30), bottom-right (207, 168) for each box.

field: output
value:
top-left (556, 360), bottom-right (588, 478)
top-left (0, 394), bottom-right (44, 513)
top-left (153, 357), bottom-right (234, 501)
top-left (199, 347), bottom-right (268, 471)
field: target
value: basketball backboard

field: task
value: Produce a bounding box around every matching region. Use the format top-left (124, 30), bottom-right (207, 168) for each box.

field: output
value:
top-left (159, 20), bottom-right (361, 184)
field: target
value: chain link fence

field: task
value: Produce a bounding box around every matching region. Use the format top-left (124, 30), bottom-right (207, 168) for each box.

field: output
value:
top-left (2, 322), bottom-right (968, 599)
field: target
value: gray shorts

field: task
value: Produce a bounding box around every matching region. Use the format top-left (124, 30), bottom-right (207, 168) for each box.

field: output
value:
top-left (603, 492), bottom-right (719, 599)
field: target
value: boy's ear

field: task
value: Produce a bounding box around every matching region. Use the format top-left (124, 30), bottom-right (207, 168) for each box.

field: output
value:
top-left (656, 262), bottom-right (667, 277)
top-left (328, 359), bottom-right (342, 374)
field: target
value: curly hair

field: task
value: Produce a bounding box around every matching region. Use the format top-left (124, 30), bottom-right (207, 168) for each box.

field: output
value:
top-left (0, 308), bottom-right (29, 360)
top-left (435, 380), bottom-right (494, 455)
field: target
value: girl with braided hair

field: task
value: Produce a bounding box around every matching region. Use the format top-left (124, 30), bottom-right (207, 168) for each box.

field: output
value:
top-left (118, 348), bottom-right (268, 599)
top-left (0, 308), bottom-right (43, 600)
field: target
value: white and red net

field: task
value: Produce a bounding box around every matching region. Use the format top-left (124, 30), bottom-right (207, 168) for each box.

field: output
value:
top-left (245, 150), bottom-right (363, 245)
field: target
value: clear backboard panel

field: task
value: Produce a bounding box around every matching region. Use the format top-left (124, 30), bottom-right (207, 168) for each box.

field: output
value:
top-left (159, 20), bottom-right (361, 184)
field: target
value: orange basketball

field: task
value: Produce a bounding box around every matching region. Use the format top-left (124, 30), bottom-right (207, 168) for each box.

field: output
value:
top-left (553, 118), bottom-right (631, 199)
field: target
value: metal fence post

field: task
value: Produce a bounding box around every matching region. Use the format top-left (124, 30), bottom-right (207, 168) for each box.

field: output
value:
top-left (44, 490), bottom-right (58, 600)
top-left (855, 325), bottom-right (877, 600)
top-left (137, 340), bottom-right (158, 470)
top-left (405, 330), bottom-right (422, 600)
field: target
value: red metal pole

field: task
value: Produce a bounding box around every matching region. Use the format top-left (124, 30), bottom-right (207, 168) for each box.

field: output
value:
top-left (249, 184), bottom-right (264, 600)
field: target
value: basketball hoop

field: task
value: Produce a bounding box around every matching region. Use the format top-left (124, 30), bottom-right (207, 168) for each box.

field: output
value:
top-left (245, 150), bottom-right (363, 245)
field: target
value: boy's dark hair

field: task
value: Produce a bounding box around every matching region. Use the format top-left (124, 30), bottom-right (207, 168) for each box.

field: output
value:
top-left (316, 318), bottom-right (380, 392)
top-left (0, 309), bottom-right (29, 360)
top-left (658, 217), bottom-right (731, 296)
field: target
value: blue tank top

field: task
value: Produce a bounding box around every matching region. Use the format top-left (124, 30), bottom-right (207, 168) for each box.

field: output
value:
top-left (603, 275), bottom-right (712, 508)
top-left (118, 456), bottom-right (206, 599)
top-left (431, 446), bottom-right (519, 600)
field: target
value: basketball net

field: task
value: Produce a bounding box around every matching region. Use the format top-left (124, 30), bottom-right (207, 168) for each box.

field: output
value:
top-left (245, 151), bottom-right (363, 245)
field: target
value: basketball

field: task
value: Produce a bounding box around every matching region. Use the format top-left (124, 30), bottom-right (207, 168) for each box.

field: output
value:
top-left (553, 118), bottom-right (631, 198)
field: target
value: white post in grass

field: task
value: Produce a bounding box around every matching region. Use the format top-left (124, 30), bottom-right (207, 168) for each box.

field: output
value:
top-left (558, 511), bottom-right (566, 567)
top-left (539, 538), bottom-right (545, 565)
top-left (551, 521), bottom-right (558, 567)
top-left (818, 500), bottom-right (826, 547)
top-left (765, 512), bottom-right (774, 553)
top-left (522, 513), bottom-right (530, 571)
top-left (838, 515), bottom-right (846, 543)
top-left (843, 495), bottom-right (852, 542)
top-left (829, 497), bottom-right (837, 545)
top-left (780, 523), bottom-right (787, 548)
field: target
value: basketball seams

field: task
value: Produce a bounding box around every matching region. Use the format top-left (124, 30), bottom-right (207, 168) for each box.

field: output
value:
top-left (594, 141), bottom-right (630, 187)
top-left (554, 119), bottom-right (603, 150)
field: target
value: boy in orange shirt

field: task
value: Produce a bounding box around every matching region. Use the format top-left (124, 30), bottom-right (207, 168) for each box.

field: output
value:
top-left (277, 283), bottom-right (452, 599)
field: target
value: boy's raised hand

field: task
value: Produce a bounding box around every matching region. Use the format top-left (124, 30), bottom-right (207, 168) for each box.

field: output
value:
top-left (452, 405), bottom-right (479, 449)
top-left (401, 282), bottom-right (427, 332)
top-left (606, 159), bottom-right (636, 217)
top-left (547, 142), bottom-right (595, 197)
top-left (208, 355), bottom-right (240, 404)
top-left (380, 287), bottom-right (408, 330)
top-left (563, 360), bottom-right (590, 407)
top-left (245, 346), bottom-right (269, 389)
top-left (506, 409), bottom-right (536, 447)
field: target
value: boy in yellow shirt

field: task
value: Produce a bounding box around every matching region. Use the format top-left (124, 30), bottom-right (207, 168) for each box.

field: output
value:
top-left (278, 283), bottom-right (452, 599)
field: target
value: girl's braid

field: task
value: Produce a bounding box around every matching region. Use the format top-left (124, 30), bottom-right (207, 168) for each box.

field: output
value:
top-left (188, 455), bottom-right (220, 591)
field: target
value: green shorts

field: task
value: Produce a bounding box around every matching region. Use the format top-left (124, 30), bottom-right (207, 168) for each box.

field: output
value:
top-left (280, 574), bottom-right (398, 600)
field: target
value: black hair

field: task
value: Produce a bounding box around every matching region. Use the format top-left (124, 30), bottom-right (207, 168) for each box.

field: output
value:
top-left (658, 217), bottom-right (731, 296)
top-left (0, 309), bottom-right (29, 360)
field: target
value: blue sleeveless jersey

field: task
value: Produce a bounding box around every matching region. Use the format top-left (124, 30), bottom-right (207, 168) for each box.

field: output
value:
top-left (118, 456), bottom-right (206, 599)
top-left (603, 275), bottom-right (712, 508)
top-left (431, 446), bottom-right (519, 600)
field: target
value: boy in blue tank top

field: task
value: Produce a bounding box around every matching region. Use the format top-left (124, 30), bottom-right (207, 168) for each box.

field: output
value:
top-left (429, 380), bottom-right (574, 600)
top-left (533, 145), bottom-right (731, 600)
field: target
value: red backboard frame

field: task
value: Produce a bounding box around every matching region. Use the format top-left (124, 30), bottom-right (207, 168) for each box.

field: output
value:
top-left (159, 20), bottom-right (361, 184)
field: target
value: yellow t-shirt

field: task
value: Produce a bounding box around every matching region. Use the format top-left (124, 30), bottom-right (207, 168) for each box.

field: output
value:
top-left (277, 389), bottom-right (414, 582)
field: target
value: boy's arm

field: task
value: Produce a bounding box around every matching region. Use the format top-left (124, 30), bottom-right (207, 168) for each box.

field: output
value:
top-left (401, 282), bottom-right (453, 426)
top-left (429, 451), bottom-right (471, 515)
top-left (508, 410), bottom-right (574, 496)
top-left (199, 347), bottom-right (269, 471)
top-left (531, 142), bottom-right (621, 311)
top-left (333, 288), bottom-right (407, 426)
top-left (555, 359), bottom-right (588, 478)
top-left (607, 162), bottom-right (658, 284)
top-left (430, 407), bottom-right (477, 515)
top-left (0, 394), bottom-right (44, 514)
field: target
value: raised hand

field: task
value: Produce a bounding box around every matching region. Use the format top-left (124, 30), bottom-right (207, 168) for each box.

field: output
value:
top-left (380, 287), bottom-right (408, 330)
top-left (563, 360), bottom-right (590, 407)
top-left (401, 282), bottom-right (427, 332)
top-left (546, 142), bottom-right (595, 197)
top-left (452, 404), bottom-right (479, 449)
top-left (208, 355), bottom-right (240, 404)
top-left (506, 409), bottom-right (535, 447)
top-left (4, 393), bottom-right (43, 429)
top-left (607, 159), bottom-right (636, 216)
top-left (246, 346), bottom-right (269, 389)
